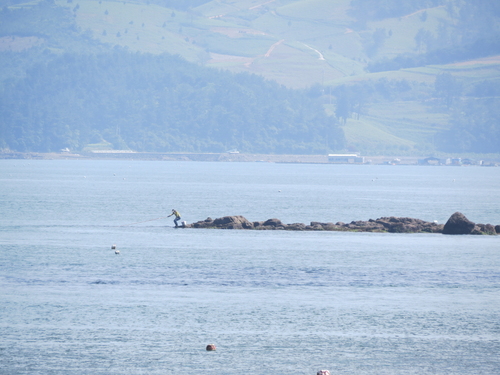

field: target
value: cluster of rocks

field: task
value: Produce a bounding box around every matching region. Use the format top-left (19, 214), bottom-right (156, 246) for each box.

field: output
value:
top-left (185, 212), bottom-right (499, 235)
top-left (442, 212), bottom-right (499, 235)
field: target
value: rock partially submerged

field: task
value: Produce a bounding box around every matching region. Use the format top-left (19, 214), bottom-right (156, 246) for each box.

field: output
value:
top-left (443, 212), bottom-right (476, 234)
top-left (443, 211), bottom-right (499, 235)
top-left (187, 216), bottom-right (439, 232)
top-left (190, 215), bottom-right (254, 229)
top-left (186, 213), bottom-right (498, 235)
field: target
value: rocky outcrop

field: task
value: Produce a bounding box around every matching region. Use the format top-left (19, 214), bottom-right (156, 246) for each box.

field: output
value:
top-left (186, 215), bottom-right (444, 233)
top-left (186, 213), bottom-right (498, 235)
top-left (473, 223), bottom-right (497, 235)
top-left (442, 212), bottom-right (476, 234)
top-left (442, 212), bottom-right (500, 235)
top-left (347, 217), bottom-right (444, 233)
top-left (191, 216), bottom-right (254, 229)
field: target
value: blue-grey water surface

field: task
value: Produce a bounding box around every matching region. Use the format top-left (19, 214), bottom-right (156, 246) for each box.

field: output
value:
top-left (1, 160), bottom-right (499, 374)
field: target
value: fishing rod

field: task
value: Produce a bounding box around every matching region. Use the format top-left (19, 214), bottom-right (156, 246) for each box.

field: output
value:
top-left (117, 216), bottom-right (169, 227)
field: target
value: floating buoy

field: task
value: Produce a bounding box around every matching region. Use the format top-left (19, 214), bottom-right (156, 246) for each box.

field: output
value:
top-left (115, 250), bottom-right (120, 254)
top-left (206, 344), bottom-right (216, 351)
top-left (111, 244), bottom-right (116, 249)
top-left (317, 371), bottom-right (330, 375)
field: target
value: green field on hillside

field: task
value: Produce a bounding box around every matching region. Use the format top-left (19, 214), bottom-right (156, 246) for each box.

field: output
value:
top-left (369, 5), bottom-right (450, 58)
top-left (333, 100), bottom-right (449, 154)
top-left (277, 0), bottom-right (352, 23)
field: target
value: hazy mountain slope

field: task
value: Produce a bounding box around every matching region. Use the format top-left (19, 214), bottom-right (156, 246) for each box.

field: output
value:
top-left (47, 0), bottom-right (481, 154)
top-left (2, 0), bottom-right (499, 155)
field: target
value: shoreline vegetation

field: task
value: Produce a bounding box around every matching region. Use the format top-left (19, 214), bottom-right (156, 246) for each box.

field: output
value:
top-left (1, 151), bottom-right (499, 165)
top-left (185, 213), bottom-right (499, 235)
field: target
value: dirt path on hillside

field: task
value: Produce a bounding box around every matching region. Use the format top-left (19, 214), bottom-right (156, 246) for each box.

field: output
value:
top-left (264, 39), bottom-right (285, 57)
top-left (300, 43), bottom-right (325, 60)
top-left (402, 5), bottom-right (445, 19)
top-left (210, 38), bottom-right (284, 66)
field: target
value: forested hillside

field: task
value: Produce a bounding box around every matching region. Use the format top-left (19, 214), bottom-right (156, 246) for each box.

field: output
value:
top-left (0, 49), bottom-right (344, 153)
top-left (0, 0), bottom-right (499, 155)
top-left (0, 1), bottom-right (343, 154)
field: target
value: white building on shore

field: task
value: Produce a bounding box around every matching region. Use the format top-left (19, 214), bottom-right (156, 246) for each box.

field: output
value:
top-left (328, 153), bottom-right (365, 164)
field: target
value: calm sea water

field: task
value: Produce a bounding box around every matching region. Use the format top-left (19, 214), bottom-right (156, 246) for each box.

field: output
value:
top-left (1, 160), bottom-right (499, 375)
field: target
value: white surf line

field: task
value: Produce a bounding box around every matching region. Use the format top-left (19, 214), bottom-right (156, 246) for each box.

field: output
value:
top-left (264, 39), bottom-right (285, 57)
top-left (301, 43), bottom-right (325, 60)
top-left (249, 0), bottom-right (277, 10)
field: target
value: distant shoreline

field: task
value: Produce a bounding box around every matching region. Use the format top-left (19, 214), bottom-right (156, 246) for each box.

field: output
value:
top-left (1, 151), bottom-right (499, 166)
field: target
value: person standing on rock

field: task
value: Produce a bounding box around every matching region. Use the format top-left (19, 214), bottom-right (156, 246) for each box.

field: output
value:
top-left (168, 209), bottom-right (181, 227)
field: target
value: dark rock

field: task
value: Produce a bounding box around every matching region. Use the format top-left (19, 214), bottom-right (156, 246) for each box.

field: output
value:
top-left (443, 212), bottom-right (476, 234)
top-left (321, 223), bottom-right (340, 231)
top-left (190, 217), bottom-right (213, 228)
top-left (188, 215), bottom-right (253, 229)
top-left (309, 222), bottom-right (326, 230)
top-left (375, 218), bottom-right (394, 229)
top-left (496, 225), bottom-right (500, 234)
top-left (213, 216), bottom-right (238, 225)
top-left (213, 215), bottom-right (254, 229)
top-left (375, 217), bottom-right (440, 233)
top-left (310, 221), bottom-right (325, 227)
top-left (285, 223), bottom-right (307, 231)
top-left (263, 218), bottom-right (282, 227)
top-left (471, 226), bottom-right (483, 235)
top-left (423, 222), bottom-right (445, 233)
top-left (475, 223), bottom-right (496, 235)
top-left (484, 224), bottom-right (496, 234)
top-left (388, 222), bottom-right (415, 233)
top-left (363, 222), bottom-right (386, 232)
